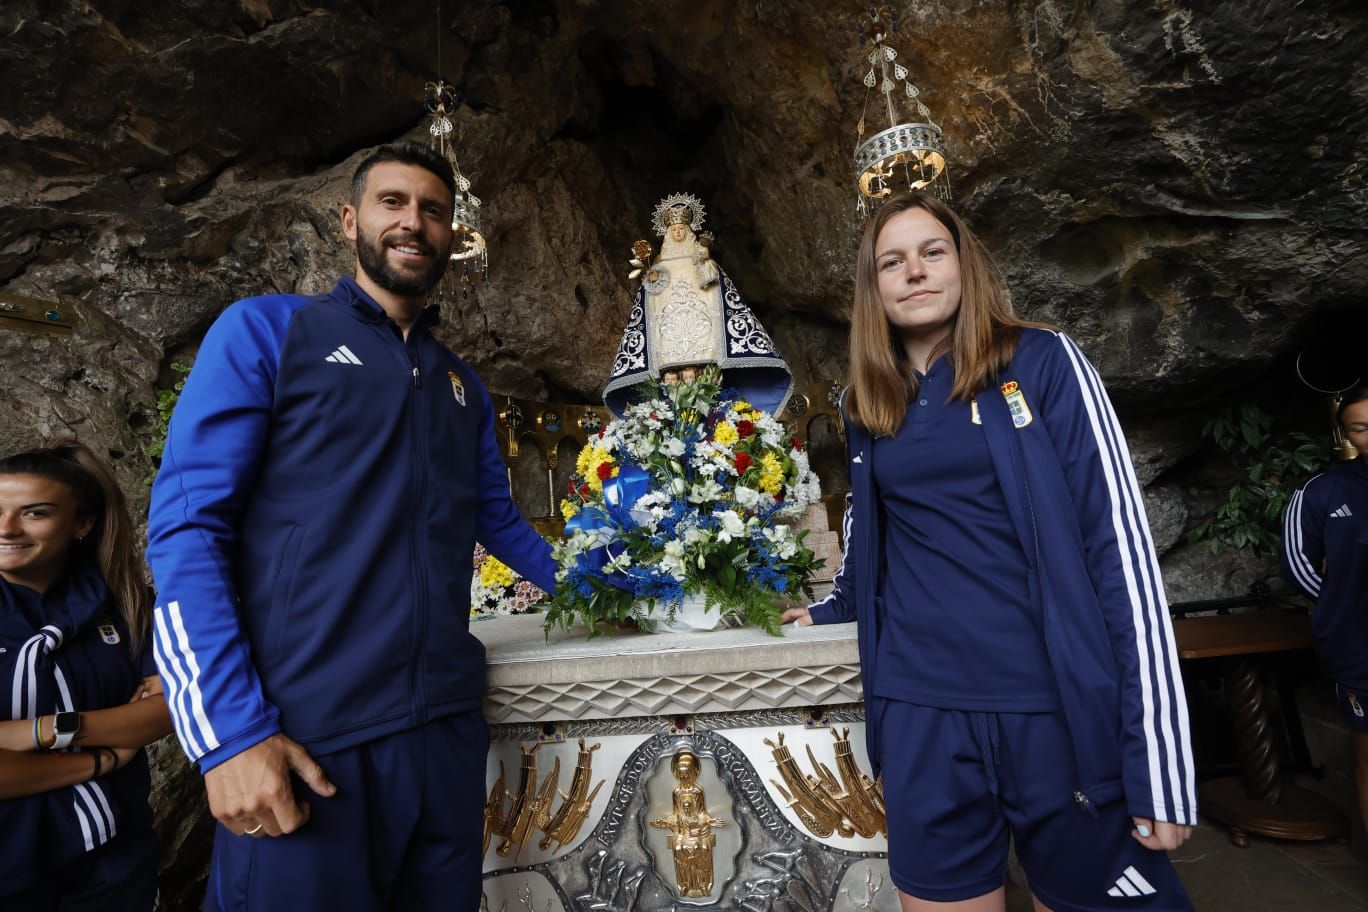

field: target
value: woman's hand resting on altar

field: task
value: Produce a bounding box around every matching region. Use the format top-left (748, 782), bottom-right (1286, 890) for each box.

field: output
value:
top-left (780, 603), bottom-right (813, 627)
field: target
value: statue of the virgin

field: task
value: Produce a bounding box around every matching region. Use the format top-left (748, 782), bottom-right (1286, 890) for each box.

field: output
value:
top-left (603, 192), bottom-right (793, 417)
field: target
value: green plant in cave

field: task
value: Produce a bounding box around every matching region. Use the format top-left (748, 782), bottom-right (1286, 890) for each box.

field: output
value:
top-left (1187, 402), bottom-right (1322, 554)
top-left (142, 362), bottom-right (190, 483)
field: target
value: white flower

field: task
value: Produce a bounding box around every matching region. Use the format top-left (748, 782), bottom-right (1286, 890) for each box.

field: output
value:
top-left (688, 478), bottom-right (724, 505)
top-left (733, 485), bottom-right (762, 509)
top-left (762, 525), bottom-right (799, 559)
top-left (715, 509), bottom-right (746, 543)
top-left (660, 437), bottom-right (685, 457)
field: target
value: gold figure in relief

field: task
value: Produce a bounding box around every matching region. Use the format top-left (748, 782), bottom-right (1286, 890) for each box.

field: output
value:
top-left (649, 747), bottom-right (726, 897)
top-left (538, 738), bottom-right (606, 852)
top-left (765, 727), bottom-right (887, 840)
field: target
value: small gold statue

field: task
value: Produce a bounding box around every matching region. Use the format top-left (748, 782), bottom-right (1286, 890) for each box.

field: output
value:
top-left (649, 747), bottom-right (726, 897)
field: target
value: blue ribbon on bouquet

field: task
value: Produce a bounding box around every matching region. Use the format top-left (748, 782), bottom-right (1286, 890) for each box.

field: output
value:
top-left (602, 464), bottom-right (650, 526)
top-left (564, 464), bottom-right (651, 593)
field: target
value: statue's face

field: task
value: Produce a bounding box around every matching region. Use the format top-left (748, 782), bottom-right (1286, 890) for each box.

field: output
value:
top-left (669, 222), bottom-right (691, 243)
top-left (675, 753), bottom-right (696, 778)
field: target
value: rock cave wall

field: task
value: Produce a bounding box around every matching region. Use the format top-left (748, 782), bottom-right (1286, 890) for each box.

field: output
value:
top-left (2, 1), bottom-right (1366, 906)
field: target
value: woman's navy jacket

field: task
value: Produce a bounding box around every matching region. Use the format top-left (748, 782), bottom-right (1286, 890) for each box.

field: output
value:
top-left (0, 570), bottom-right (154, 895)
top-left (1282, 458), bottom-right (1368, 691)
top-left (809, 329), bottom-right (1197, 826)
top-left (146, 277), bottom-right (556, 773)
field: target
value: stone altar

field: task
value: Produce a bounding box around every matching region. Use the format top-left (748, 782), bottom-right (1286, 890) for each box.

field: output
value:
top-left (474, 615), bottom-right (895, 912)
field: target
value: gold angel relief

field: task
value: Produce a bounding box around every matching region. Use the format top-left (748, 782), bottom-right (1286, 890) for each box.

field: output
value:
top-left (765, 727), bottom-right (887, 840)
top-left (483, 738), bottom-right (606, 862)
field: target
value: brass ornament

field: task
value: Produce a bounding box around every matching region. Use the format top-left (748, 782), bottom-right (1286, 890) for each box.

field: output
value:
top-left (484, 739), bottom-right (607, 862)
top-left (648, 746), bottom-right (727, 897)
top-left (538, 739), bottom-right (606, 853)
top-left (765, 727), bottom-right (886, 839)
top-left (494, 742), bottom-right (559, 861)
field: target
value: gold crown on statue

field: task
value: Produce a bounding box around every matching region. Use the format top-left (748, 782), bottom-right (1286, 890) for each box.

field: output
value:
top-left (853, 5), bottom-right (950, 212)
top-left (652, 192), bottom-right (706, 237)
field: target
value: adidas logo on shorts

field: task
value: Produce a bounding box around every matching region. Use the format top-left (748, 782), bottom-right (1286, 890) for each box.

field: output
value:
top-left (1107, 865), bottom-right (1157, 898)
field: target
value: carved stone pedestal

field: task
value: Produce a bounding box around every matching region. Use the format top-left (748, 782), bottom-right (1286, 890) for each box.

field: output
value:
top-left (474, 615), bottom-right (895, 912)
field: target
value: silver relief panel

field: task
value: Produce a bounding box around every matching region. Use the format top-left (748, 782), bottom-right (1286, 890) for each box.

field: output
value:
top-left (482, 724), bottom-right (890, 911)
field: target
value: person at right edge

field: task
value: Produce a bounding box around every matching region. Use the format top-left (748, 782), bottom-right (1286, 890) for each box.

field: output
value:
top-left (146, 141), bottom-right (557, 910)
top-left (784, 191), bottom-right (1196, 911)
top-left (1282, 385), bottom-right (1368, 836)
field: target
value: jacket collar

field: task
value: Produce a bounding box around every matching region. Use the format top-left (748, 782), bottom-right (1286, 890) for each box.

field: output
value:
top-left (333, 276), bottom-right (441, 331)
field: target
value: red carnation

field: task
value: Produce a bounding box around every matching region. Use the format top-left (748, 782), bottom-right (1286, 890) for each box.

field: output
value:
top-left (567, 479), bottom-right (578, 494)
top-left (790, 436), bottom-right (803, 451)
top-left (578, 482), bottom-right (591, 497)
top-left (735, 452), bottom-right (753, 473)
top-left (598, 427), bottom-right (606, 439)
top-left (596, 461), bottom-right (613, 481)
top-left (737, 419), bottom-right (755, 438)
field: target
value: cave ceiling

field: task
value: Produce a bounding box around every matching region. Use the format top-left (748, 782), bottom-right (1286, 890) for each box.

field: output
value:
top-left (1, 0), bottom-right (1365, 427)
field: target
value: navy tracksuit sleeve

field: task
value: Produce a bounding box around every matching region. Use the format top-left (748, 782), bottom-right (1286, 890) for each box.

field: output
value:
top-left (807, 493), bottom-right (857, 624)
top-left (1041, 332), bottom-right (1197, 826)
top-left (1282, 474), bottom-right (1326, 599)
top-left (146, 300), bottom-right (286, 772)
top-left (473, 390), bottom-right (559, 594)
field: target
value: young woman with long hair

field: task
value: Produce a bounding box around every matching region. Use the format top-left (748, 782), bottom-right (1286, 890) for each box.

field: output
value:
top-left (785, 192), bottom-right (1196, 911)
top-left (0, 440), bottom-right (171, 910)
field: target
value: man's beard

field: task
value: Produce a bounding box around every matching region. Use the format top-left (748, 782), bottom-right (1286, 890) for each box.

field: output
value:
top-left (355, 226), bottom-right (448, 297)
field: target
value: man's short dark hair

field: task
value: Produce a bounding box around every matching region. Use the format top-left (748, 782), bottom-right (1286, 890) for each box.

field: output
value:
top-left (350, 141), bottom-right (457, 207)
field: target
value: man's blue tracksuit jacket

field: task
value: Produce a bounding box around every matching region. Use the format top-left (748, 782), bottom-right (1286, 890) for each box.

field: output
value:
top-left (146, 276), bottom-right (556, 772)
top-left (808, 328), bottom-right (1198, 827)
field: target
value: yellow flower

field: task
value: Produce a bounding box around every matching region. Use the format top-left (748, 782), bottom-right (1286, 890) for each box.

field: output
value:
top-left (713, 420), bottom-right (739, 446)
top-left (560, 499), bottom-right (580, 521)
top-left (747, 409), bottom-right (763, 422)
top-left (480, 555), bottom-right (516, 589)
top-left (576, 444), bottom-right (615, 493)
top-left (732, 400), bottom-right (752, 413)
top-left (759, 452), bottom-right (784, 495)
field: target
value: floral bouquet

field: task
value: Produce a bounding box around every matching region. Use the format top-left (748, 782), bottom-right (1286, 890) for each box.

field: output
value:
top-left (545, 366), bottom-right (823, 636)
top-left (471, 543), bottom-right (548, 618)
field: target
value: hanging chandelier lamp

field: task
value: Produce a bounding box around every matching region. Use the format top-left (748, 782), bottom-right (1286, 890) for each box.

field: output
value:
top-left (853, 4), bottom-right (950, 212)
top-left (424, 78), bottom-right (488, 292)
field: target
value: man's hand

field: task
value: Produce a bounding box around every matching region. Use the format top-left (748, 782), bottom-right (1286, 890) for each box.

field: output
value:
top-left (205, 733), bottom-right (336, 837)
top-left (780, 603), bottom-right (813, 627)
top-left (1131, 817), bottom-right (1191, 851)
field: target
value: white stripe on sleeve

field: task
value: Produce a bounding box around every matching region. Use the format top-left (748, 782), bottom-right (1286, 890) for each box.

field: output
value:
top-left (1284, 486), bottom-right (1322, 597)
top-left (153, 605), bottom-right (207, 760)
top-left (165, 600), bottom-right (221, 753)
top-left (1058, 333), bottom-right (1196, 823)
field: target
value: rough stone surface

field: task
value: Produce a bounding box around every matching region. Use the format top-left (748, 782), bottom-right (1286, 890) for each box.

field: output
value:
top-left (2, 2), bottom-right (1364, 908)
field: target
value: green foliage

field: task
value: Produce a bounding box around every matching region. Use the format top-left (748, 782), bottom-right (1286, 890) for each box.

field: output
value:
top-left (142, 362), bottom-right (190, 483)
top-left (1187, 402), bottom-right (1322, 554)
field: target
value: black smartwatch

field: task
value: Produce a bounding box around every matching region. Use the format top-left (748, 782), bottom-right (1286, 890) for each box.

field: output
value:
top-left (50, 711), bottom-right (81, 750)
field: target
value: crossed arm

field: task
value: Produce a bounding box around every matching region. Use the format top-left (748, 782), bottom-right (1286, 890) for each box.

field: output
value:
top-left (0, 676), bottom-right (173, 799)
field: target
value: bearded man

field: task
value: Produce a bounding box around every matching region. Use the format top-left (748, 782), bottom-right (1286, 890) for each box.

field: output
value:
top-left (147, 141), bottom-right (556, 910)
